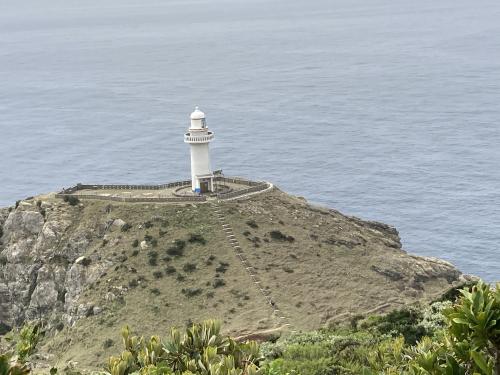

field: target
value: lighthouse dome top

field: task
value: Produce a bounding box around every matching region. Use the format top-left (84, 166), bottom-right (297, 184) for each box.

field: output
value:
top-left (190, 107), bottom-right (205, 120)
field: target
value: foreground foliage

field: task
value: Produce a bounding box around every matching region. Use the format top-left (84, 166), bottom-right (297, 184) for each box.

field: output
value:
top-left (105, 319), bottom-right (262, 375)
top-left (261, 281), bottom-right (500, 375)
top-left (0, 353), bottom-right (30, 375)
top-left (0, 281), bottom-right (498, 375)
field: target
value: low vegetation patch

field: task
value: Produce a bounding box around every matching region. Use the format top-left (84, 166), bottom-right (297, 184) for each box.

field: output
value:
top-left (215, 262), bottom-right (230, 273)
top-left (188, 233), bottom-right (206, 245)
top-left (212, 278), bottom-right (226, 288)
top-left (63, 195), bottom-right (79, 206)
top-left (246, 219), bottom-right (259, 229)
top-left (120, 223), bottom-right (132, 232)
top-left (165, 265), bottom-right (176, 275)
top-left (269, 230), bottom-right (295, 242)
top-left (166, 239), bottom-right (186, 257)
top-left (181, 288), bottom-right (203, 298)
top-left (147, 251), bottom-right (158, 266)
top-left (182, 262), bottom-right (197, 273)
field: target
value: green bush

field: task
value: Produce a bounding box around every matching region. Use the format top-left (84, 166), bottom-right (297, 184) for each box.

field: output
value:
top-left (121, 223), bottom-right (132, 232)
top-left (215, 262), bottom-right (229, 273)
top-left (15, 323), bottom-right (42, 361)
top-left (182, 263), bottom-right (197, 273)
top-left (246, 220), bottom-right (259, 229)
top-left (181, 288), bottom-right (203, 298)
top-left (131, 239), bottom-right (139, 248)
top-left (107, 320), bottom-right (261, 375)
top-left (165, 265), bottom-right (176, 275)
top-left (0, 353), bottom-right (30, 375)
top-left (63, 195), bottom-right (80, 206)
top-left (103, 338), bottom-right (114, 349)
top-left (147, 251), bottom-right (158, 266)
top-left (167, 239), bottom-right (186, 257)
top-left (269, 230), bottom-right (295, 242)
top-left (212, 278), bottom-right (226, 288)
top-left (188, 233), bottom-right (206, 245)
top-left (361, 307), bottom-right (429, 344)
top-left (152, 271), bottom-right (163, 279)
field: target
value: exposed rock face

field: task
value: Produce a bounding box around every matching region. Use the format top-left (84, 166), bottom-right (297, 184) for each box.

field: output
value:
top-left (0, 199), bottom-right (102, 329)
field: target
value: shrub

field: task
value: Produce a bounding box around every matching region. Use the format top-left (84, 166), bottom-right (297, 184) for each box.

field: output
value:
top-left (131, 249), bottom-right (139, 257)
top-left (147, 251), bottom-right (158, 266)
top-left (183, 263), bottom-right (197, 273)
top-left (243, 230), bottom-right (251, 236)
top-left (167, 239), bottom-right (186, 257)
top-left (128, 279), bottom-right (138, 288)
top-left (205, 254), bottom-right (216, 265)
top-left (212, 278), bottom-right (226, 288)
top-left (0, 353), bottom-right (29, 375)
top-left (0, 254), bottom-right (7, 266)
top-left (63, 195), bottom-right (80, 206)
top-left (132, 239), bottom-right (139, 248)
top-left (246, 219), bottom-right (258, 229)
top-left (176, 274), bottom-right (186, 282)
top-left (144, 221), bottom-right (153, 229)
top-left (150, 288), bottom-right (161, 296)
top-left (181, 288), bottom-right (203, 298)
top-left (153, 271), bottom-right (163, 279)
top-left (215, 262), bottom-right (229, 273)
top-left (165, 266), bottom-right (176, 275)
top-left (121, 223), bottom-right (132, 232)
top-left (144, 234), bottom-right (153, 242)
top-left (107, 320), bottom-right (261, 375)
top-left (103, 338), bottom-right (114, 349)
top-left (16, 322), bottom-right (42, 361)
top-left (64, 195), bottom-right (80, 206)
top-left (362, 307), bottom-right (428, 344)
top-left (188, 233), bottom-right (206, 245)
top-left (270, 230), bottom-right (295, 242)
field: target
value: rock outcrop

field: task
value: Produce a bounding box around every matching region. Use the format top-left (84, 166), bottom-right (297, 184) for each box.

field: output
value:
top-left (0, 198), bottom-right (104, 330)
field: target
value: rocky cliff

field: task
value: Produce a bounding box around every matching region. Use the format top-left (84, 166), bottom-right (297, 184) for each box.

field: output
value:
top-left (0, 188), bottom-right (469, 369)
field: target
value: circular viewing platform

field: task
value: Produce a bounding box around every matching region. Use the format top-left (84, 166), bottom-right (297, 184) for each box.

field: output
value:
top-left (184, 132), bottom-right (214, 143)
top-left (55, 176), bottom-right (272, 203)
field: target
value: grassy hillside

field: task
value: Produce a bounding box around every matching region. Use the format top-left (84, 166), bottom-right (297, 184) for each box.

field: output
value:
top-left (0, 187), bottom-right (466, 370)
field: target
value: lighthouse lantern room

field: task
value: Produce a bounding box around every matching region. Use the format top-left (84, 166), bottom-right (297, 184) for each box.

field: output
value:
top-left (184, 107), bottom-right (215, 193)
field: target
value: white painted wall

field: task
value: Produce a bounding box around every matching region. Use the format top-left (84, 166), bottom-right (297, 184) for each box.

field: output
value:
top-left (190, 142), bottom-right (211, 190)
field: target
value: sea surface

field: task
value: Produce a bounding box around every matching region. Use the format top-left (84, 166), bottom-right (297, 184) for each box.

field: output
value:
top-left (1, 0), bottom-right (499, 282)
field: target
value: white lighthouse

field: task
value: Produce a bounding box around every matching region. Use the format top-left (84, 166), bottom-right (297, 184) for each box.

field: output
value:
top-left (184, 107), bottom-right (215, 193)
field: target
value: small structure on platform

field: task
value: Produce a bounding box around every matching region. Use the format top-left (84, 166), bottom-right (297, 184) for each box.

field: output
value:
top-left (184, 107), bottom-right (214, 194)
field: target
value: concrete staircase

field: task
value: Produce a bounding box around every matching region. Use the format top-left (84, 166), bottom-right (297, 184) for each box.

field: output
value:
top-left (212, 204), bottom-right (295, 333)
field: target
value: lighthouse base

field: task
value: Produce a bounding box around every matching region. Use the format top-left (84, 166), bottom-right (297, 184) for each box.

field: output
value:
top-left (193, 174), bottom-right (215, 194)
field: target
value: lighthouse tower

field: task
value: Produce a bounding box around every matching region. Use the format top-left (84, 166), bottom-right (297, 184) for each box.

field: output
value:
top-left (184, 107), bottom-right (215, 193)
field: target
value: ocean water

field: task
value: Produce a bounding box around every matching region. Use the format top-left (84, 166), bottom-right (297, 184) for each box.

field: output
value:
top-left (0, 0), bottom-right (499, 282)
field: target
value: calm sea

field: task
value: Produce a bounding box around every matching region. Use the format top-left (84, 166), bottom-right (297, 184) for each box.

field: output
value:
top-left (0, 0), bottom-right (499, 282)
